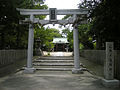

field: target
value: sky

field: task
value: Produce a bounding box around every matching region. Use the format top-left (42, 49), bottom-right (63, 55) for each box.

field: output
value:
top-left (45, 0), bottom-right (80, 9)
top-left (44, 0), bottom-right (81, 32)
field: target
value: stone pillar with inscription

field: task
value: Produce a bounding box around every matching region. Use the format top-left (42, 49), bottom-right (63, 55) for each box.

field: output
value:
top-left (102, 42), bottom-right (119, 87)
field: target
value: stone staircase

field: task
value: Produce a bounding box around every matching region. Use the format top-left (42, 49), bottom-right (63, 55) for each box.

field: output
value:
top-left (33, 56), bottom-right (74, 71)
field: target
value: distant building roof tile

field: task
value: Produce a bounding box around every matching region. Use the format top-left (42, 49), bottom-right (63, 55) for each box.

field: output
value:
top-left (53, 38), bottom-right (69, 43)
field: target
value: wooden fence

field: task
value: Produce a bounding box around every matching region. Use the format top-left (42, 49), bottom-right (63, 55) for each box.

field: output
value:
top-left (0, 50), bottom-right (27, 76)
top-left (0, 50), bottom-right (27, 67)
top-left (80, 50), bottom-right (120, 80)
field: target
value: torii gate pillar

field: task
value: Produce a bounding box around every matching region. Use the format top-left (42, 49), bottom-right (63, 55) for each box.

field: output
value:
top-left (72, 24), bottom-right (83, 74)
top-left (24, 15), bottom-right (36, 73)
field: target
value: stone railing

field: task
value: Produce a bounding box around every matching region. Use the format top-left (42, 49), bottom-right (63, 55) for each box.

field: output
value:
top-left (80, 50), bottom-right (120, 80)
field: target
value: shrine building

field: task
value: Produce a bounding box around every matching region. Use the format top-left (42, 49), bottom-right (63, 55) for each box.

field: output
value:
top-left (53, 38), bottom-right (69, 52)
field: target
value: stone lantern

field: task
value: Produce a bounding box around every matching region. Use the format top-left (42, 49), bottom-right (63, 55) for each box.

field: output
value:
top-left (35, 37), bottom-right (42, 56)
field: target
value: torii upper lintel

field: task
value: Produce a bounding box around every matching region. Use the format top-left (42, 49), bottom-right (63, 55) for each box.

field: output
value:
top-left (17, 8), bottom-right (89, 15)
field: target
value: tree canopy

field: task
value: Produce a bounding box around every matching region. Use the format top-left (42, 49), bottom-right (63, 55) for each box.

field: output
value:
top-left (0, 0), bottom-right (48, 49)
top-left (77, 0), bottom-right (120, 50)
top-left (90, 0), bottom-right (120, 49)
top-left (34, 26), bottom-right (62, 51)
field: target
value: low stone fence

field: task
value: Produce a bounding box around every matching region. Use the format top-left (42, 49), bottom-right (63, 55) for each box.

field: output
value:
top-left (80, 50), bottom-right (120, 80)
top-left (0, 50), bottom-right (27, 76)
top-left (80, 50), bottom-right (105, 65)
top-left (114, 50), bottom-right (120, 80)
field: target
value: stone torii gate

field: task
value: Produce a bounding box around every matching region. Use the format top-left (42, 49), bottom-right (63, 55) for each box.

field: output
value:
top-left (17, 8), bottom-right (89, 74)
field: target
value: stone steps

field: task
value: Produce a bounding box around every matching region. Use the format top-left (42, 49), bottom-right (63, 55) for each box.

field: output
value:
top-left (34, 66), bottom-right (74, 68)
top-left (37, 56), bottom-right (73, 60)
top-left (33, 63), bottom-right (74, 66)
top-left (33, 56), bottom-right (74, 71)
top-left (35, 68), bottom-right (72, 71)
top-left (34, 60), bottom-right (74, 63)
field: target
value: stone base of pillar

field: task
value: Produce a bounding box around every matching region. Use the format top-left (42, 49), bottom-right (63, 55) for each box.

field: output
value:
top-left (72, 68), bottom-right (83, 74)
top-left (102, 79), bottom-right (119, 88)
top-left (23, 67), bottom-right (36, 74)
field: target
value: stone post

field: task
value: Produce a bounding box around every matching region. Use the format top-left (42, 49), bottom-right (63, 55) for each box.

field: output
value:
top-left (102, 42), bottom-right (119, 87)
top-left (72, 24), bottom-right (83, 74)
top-left (24, 14), bottom-right (36, 73)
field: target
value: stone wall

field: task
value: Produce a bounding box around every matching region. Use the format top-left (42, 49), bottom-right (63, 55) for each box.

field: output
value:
top-left (114, 51), bottom-right (120, 79)
top-left (80, 50), bottom-right (105, 65)
top-left (0, 50), bottom-right (27, 76)
top-left (80, 50), bottom-right (120, 80)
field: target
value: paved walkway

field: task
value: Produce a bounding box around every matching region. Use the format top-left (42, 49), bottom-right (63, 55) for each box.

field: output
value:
top-left (0, 52), bottom-right (119, 90)
top-left (0, 70), bottom-right (119, 90)
top-left (52, 52), bottom-right (64, 56)
top-left (43, 51), bottom-right (73, 56)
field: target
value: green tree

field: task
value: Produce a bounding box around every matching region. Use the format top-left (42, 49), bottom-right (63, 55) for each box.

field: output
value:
top-left (0, 0), bottom-right (48, 49)
top-left (0, 0), bottom-right (25, 49)
top-left (78, 24), bottom-right (94, 49)
top-left (90, 0), bottom-right (120, 49)
top-left (78, 0), bottom-right (120, 50)
top-left (43, 28), bottom-right (62, 51)
top-left (67, 30), bottom-right (73, 51)
top-left (34, 27), bottom-right (62, 51)
top-left (62, 28), bottom-right (70, 37)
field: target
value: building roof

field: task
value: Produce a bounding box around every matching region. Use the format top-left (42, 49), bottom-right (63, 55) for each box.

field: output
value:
top-left (53, 38), bottom-right (69, 44)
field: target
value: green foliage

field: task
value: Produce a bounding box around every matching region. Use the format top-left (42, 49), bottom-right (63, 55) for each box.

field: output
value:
top-left (90, 0), bottom-right (120, 49)
top-left (0, 0), bottom-right (48, 49)
top-left (78, 0), bottom-right (99, 9)
top-left (47, 52), bottom-right (50, 56)
top-left (79, 43), bottom-right (84, 50)
top-left (34, 27), bottom-right (62, 51)
top-left (18, 0), bottom-right (48, 9)
top-left (62, 28), bottom-right (70, 37)
top-left (0, 0), bottom-right (26, 49)
top-left (78, 24), bottom-right (94, 49)
top-left (78, 0), bottom-right (120, 49)
top-left (67, 30), bottom-right (73, 51)
top-left (45, 41), bottom-right (54, 52)
top-left (93, 42), bottom-right (96, 49)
